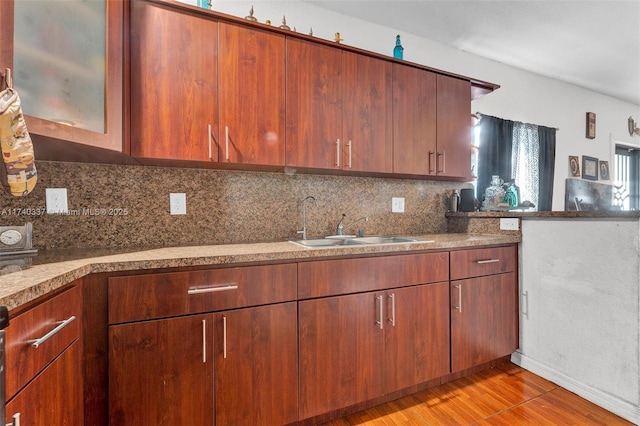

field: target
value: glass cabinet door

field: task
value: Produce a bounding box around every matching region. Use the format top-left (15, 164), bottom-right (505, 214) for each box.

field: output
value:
top-left (0, 0), bottom-right (123, 152)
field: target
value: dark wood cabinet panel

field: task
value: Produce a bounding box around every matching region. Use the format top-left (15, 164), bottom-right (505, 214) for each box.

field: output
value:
top-left (392, 64), bottom-right (437, 175)
top-left (384, 282), bottom-right (450, 392)
top-left (285, 38), bottom-right (343, 169)
top-left (5, 341), bottom-right (83, 426)
top-left (214, 303), bottom-right (298, 425)
top-left (218, 23), bottom-right (285, 166)
top-left (298, 252), bottom-right (449, 299)
top-left (130, 1), bottom-right (218, 161)
top-left (109, 314), bottom-right (214, 426)
top-left (436, 75), bottom-right (472, 179)
top-left (451, 272), bottom-right (518, 372)
top-left (450, 245), bottom-right (517, 281)
top-left (342, 52), bottom-right (393, 173)
top-left (108, 263), bottom-right (297, 324)
top-left (299, 293), bottom-right (384, 419)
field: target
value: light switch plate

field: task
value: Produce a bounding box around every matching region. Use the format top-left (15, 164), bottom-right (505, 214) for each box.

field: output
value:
top-left (46, 188), bottom-right (68, 214)
top-left (170, 193), bottom-right (187, 215)
top-left (500, 218), bottom-right (519, 230)
top-left (391, 197), bottom-right (405, 213)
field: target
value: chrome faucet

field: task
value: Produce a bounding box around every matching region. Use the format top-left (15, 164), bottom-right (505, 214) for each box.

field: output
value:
top-left (336, 214), bottom-right (368, 236)
top-left (296, 195), bottom-right (316, 240)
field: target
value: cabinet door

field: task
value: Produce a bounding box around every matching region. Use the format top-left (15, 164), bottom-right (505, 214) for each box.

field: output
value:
top-left (109, 314), bottom-right (214, 426)
top-left (299, 292), bottom-right (384, 419)
top-left (5, 341), bottom-right (83, 426)
top-left (130, 1), bottom-right (217, 161)
top-left (215, 303), bottom-right (298, 425)
top-left (286, 38), bottom-right (343, 169)
top-left (451, 272), bottom-right (518, 372)
top-left (436, 75), bottom-right (472, 179)
top-left (384, 282), bottom-right (450, 392)
top-left (392, 64), bottom-right (437, 175)
top-left (342, 52), bottom-right (393, 173)
top-left (219, 23), bottom-right (285, 166)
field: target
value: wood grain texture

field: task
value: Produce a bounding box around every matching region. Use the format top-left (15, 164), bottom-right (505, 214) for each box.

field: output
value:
top-left (436, 75), bottom-right (472, 179)
top-left (392, 64), bottom-right (437, 175)
top-left (323, 363), bottom-right (633, 425)
top-left (219, 22), bottom-right (285, 166)
top-left (450, 245), bottom-right (517, 280)
top-left (130, 1), bottom-right (217, 160)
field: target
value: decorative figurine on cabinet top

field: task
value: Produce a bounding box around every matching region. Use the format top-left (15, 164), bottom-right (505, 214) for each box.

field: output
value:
top-left (245, 6), bottom-right (257, 21)
top-left (334, 32), bottom-right (343, 43)
top-left (393, 35), bottom-right (404, 59)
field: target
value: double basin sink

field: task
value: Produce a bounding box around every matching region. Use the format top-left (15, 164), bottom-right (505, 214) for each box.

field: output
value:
top-left (290, 235), bottom-right (434, 248)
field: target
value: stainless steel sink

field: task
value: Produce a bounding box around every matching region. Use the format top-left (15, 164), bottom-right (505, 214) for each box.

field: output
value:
top-left (289, 235), bottom-right (434, 248)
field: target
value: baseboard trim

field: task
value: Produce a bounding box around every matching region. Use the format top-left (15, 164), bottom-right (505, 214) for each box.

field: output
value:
top-left (511, 352), bottom-right (639, 425)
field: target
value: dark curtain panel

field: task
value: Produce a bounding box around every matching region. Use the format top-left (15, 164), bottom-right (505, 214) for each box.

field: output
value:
top-left (477, 115), bottom-right (514, 203)
top-left (537, 125), bottom-right (556, 211)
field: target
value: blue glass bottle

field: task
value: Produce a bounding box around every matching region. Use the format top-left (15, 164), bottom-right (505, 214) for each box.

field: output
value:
top-left (393, 35), bottom-right (404, 59)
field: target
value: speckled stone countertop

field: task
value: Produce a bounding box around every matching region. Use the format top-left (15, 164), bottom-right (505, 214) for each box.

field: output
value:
top-left (447, 211), bottom-right (640, 219)
top-left (0, 233), bottom-right (519, 311)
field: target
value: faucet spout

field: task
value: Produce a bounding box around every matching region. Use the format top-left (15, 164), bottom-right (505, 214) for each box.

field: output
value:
top-left (336, 214), bottom-right (368, 236)
top-left (297, 196), bottom-right (316, 239)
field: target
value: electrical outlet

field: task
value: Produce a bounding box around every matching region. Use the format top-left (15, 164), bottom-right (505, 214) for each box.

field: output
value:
top-left (500, 218), bottom-right (519, 231)
top-left (170, 193), bottom-right (187, 215)
top-left (46, 188), bottom-right (68, 214)
top-left (391, 197), bottom-right (405, 213)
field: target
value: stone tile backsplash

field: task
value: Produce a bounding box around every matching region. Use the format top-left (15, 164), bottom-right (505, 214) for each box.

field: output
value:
top-left (0, 161), bottom-right (466, 250)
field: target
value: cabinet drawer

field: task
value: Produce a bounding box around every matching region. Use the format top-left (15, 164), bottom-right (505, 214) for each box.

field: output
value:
top-left (450, 245), bottom-right (517, 280)
top-left (298, 252), bottom-right (449, 299)
top-left (5, 283), bottom-right (81, 400)
top-left (108, 263), bottom-right (297, 324)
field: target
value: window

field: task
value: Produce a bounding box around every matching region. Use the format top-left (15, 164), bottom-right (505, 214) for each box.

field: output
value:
top-left (614, 145), bottom-right (640, 210)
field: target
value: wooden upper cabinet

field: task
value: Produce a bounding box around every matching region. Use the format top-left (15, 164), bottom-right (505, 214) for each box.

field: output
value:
top-left (286, 38), bottom-right (343, 169)
top-left (392, 64), bottom-right (437, 175)
top-left (218, 23), bottom-right (285, 166)
top-left (342, 52), bottom-right (393, 173)
top-left (436, 74), bottom-right (472, 179)
top-left (129, 1), bottom-right (218, 161)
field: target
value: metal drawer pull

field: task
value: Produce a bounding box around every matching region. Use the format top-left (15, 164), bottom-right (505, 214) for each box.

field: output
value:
top-left (388, 293), bottom-right (396, 326)
top-left (207, 124), bottom-right (213, 159)
top-left (202, 319), bottom-right (207, 363)
top-left (376, 295), bottom-right (383, 329)
top-left (347, 140), bottom-right (352, 169)
top-left (6, 412), bottom-right (20, 426)
top-left (223, 316), bottom-right (228, 359)
top-left (187, 284), bottom-right (238, 295)
top-left (225, 126), bottom-right (230, 161)
top-left (335, 139), bottom-right (341, 167)
top-left (476, 259), bottom-right (500, 264)
top-left (27, 316), bottom-right (76, 348)
top-left (454, 285), bottom-right (462, 313)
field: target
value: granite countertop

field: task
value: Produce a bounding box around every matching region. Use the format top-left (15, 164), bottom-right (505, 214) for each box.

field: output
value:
top-left (0, 233), bottom-right (520, 312)
top-left (447, 211), bottom-right (640, 219)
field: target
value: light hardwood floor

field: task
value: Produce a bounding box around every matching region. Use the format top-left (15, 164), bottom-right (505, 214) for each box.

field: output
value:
top-left (323, 363), bottom-right (633, 425)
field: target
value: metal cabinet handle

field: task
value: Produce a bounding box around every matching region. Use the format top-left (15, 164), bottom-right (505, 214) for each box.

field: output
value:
top-left (476, 259), bottom-right (500, 264)
top-left (335, 139), bottom-right (341, 167)
top-left (347, 140), bottom-right (352, 169)
top-left (225, 126), bottom-right (230, 161)
top-left (428, 151), bottom-right (436, 174)
top-left (223, 315), bottom-right (228, 359)
top-left (187, 284), bottom-right (238, 295)
top-left (208, 124), bottom-right (213, 159)
top-left (454, 284), bottom-right (462, 313)
top-left (202, 319), bottom-right (207, 363)
top-left (437, 151), bottom-right (445, 173)
top-left (27, 316), bottom-right (76, 348)
top-left (375, 295), bottom-right (383, 329)
top-left (6, 412), bottom-right (20, 426)
top-left (388, 293), bottom-right (396, 326)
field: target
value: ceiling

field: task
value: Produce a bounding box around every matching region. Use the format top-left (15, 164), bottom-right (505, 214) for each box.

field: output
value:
top-left (305, 0), bottom-right (640, 106)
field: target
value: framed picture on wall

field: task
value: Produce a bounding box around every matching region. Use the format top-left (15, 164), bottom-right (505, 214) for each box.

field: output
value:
top-left (582, 155), bottom-right (598, 180)
top-left (586, 112), bottom-right (596, 139)
top-left (600, 161), bottom-right (610, 180)
top-left (569, 156), bottom-right (580, 177)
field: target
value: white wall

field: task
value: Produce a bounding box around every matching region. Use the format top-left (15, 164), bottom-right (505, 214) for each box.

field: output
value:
top-left (185, 0), bottom-right (640, 211)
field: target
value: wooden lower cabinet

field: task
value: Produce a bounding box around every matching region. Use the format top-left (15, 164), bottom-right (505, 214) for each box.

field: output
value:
top-left (298, 282), bottom-right (450, 420)
top-left (450, 272), bottom-right (518, 372)
top-left (5, 341), bottom-right (83, 426)
top-left (109, 303), bottom-right (297, 426)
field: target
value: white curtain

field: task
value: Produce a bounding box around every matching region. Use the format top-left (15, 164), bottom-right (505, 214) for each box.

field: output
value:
top-left (512, 122), bottom-right (539, 209)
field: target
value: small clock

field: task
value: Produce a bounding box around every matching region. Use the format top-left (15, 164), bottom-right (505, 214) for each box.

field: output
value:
top-left (0, 229), bottom-right (23, 246)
